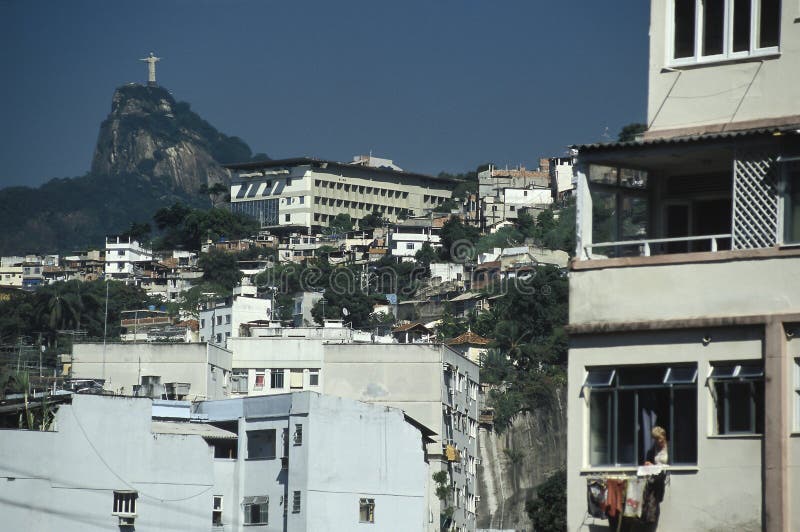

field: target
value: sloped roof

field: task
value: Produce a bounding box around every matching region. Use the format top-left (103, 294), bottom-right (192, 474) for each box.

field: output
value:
top-left (392, 322), bottom-right (432, 333)
top-left (446, 330), bottom-right (491, 346)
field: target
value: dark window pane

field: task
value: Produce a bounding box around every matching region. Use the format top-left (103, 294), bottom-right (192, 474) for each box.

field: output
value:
top-left (672, 388), bottom-right (697, 463)
top-left (727, 382), bottom-right (753, 432)
top-left (585, 368), bottom-right (616, 387)
top-left (733, 0), bottom-right (752, 52)
top-left (617, 391), bottom-right (636, 465)
top-left (674, 0), bottom-right (697, 58)
top-left (590, 391), bottom-right (612, 465)
top-left (710, 364), bottom-right (738, 379)
top-left (703, 0), bottom-right (725, 56)
top-left (618, 366), bottom-right (665, 386)
top-left (665, 366), bottom-right (698, 384)
top-left (754, 381), bottom-right (765, 434)
top-left (785, 164), bottom-right (800, 243)
top-left (759, 0), bottom-right (780, 48)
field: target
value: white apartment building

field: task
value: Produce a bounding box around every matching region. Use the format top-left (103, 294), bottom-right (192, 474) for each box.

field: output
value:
top-left (227, 157), bottom-right (454, 231)
top-left (567, 2), bottom-right (800, 531)
top-left (104, 235), bottom-right (153, 280)
top-left (390, 219), bottom-right (441, 261)
top-left (199, 294), bottom-right (273, 348)
top-left (70, 342), bottom-right (232, 400)
top-left (549, 154), bottom-right (576, 201)
top-left (0, 392), bottom-right (429, 532)
top-left (227, 327), bottom-right (480, 531)
top-left (0, 264), bottom-right (23, 287)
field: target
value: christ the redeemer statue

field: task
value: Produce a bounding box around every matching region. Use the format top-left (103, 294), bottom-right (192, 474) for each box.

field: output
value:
top-left (139, 52), bottom-right (161, 86)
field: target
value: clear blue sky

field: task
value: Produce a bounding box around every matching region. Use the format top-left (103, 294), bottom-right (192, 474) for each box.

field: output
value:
top-left (0, 0), bottom-right (650, 188)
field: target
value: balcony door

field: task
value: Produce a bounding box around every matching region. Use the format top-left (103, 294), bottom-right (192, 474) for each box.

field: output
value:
top-left (664, 198), bottom-right (731, 253)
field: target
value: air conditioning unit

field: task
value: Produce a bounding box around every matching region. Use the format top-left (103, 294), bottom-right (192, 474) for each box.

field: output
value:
top-left (118, 516), bottom-right (135, 526)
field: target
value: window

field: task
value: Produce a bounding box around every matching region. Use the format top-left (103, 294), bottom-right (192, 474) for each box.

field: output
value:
top-left (212, 495), bottom-right (223, 526)
top-left (216, 315), bottom-right (223, 326)
top-left (359, 498), bottom-right (375, 523)
top-left (286, 178), bottom-right (292, 186)
top-left (117, 250), bottom-right (125, 256)
top-left (290, 369), bottom-right (303, 389)
top-left (242, 496), bottom-right (268, 525)
top-left (225, 314), bottom-right (231, 324)
top-left (285, 213), bottom-right (291, 222)
top-left (271, 369), bottom-right (284, 389)
top-left (293, 423), bottom-right (303, 445)
top-left (782, 162), bottom-right (800, 244)
top-left (309, 370), bottom-right (320, 386)
top-left (405, 243), bottom-right (415, 250)
top-left (247, 429), bottom-right (276, 459)
top-left (299, 196), bottom-right (305, 204)
top-left (254, 370), bottom-right (265, 390)
top-left (292, 491), bottom-right (301, 513)
top-left (215, 333), bottom-right (222, 344)
top-left (670, 0), bottom-right (780, 64)
top-left (710, 362), bottom-right (764, 434)
top-left (113, 491), bottom-right (137, 516)
top-left (584, 365), bottom-right (697, 466)
top-left (200, 319), bottom-right (205, 328)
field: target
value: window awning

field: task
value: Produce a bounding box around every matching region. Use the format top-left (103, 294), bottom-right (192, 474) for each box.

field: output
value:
top-left (151, 421), bottom-right (238, 440)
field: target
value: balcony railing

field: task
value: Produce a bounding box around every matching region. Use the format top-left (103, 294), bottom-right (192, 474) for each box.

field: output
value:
top-left (583, 234), bottom-right (732, 260)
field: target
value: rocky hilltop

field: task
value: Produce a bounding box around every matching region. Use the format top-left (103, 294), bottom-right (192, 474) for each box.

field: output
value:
top-left (0, 84), bottom-right (263, 255)
top-left (91, 83), bottom-right (252, 193)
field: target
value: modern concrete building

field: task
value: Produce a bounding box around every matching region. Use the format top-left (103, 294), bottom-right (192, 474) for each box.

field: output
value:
top-left (227, 328), bottom-right (481, 531)
top-left (227, 157), bottom-right (454, 232)
top-left (567, 2), bottom-right (800, 531)
top-left (70, 342), bottom-right (232, 400)
top-left (199, 294), bottom-right (273, 348)
top-left (104, 235), bottom-right (153, 280)
top-left (389, 219), bottom-right (442, 262)
top-left (0, 392), bottom-right (429, 532)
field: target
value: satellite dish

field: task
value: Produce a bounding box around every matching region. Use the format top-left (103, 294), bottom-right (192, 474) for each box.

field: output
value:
top-left (342, 308), bottom-right (350, 317)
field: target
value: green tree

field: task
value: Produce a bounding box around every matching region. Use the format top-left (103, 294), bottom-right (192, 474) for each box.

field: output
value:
top-left (525, 470), bottom-right (566, 532)
top-left (414, 242), bottom-right (438, 272)
top-left (358, 212), bottom-right (384, 232)
top-left (329, 213), bottom-right (354, 234)
top-left (438, 216), bottom-right (480, 261)
top-left (198, 249), bottom-right (243, 291)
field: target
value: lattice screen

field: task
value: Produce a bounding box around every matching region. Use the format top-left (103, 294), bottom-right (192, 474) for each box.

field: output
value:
top-left (732, 151), bottom-right (779, 249)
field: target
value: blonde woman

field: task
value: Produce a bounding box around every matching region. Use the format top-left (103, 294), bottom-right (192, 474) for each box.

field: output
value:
top-left (645, 426), bottom-right (668, 465)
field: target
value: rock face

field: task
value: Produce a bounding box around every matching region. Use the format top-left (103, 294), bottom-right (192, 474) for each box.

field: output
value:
top-left (91, 84), bottom-right (252, 193)
top-left (477, 389), bottom-right (567, 529)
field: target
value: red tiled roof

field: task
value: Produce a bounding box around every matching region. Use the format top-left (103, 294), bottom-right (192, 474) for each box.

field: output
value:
top-left (446, 330), bottom-right (491, 346)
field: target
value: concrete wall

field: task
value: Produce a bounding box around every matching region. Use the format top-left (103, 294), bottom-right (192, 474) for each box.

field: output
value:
top-left (0, 395), bottom-right (214, 532)
top-left (304, 394), bottom-right (427, 531)
top-left (567, 327), bottom-right (765, 531)
top-left (648, 0), bottom-right (800, 133)
top-left (71, 342), bottom-right (232, 400)
top-left (570, 254), bottom-right (800, 325)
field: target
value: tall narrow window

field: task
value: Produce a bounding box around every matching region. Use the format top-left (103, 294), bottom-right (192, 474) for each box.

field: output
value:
top-left (293, 423), bottom-right (303, 446)
top-left (212, 496), bottom-right (223, 526)
top-left (732, 0), bottom-right (752, 52)
top-left (710, 362), bottom-right (764, 434)
top-left (112, 491), bottom-right (138, 516)
top-left (702, 0), bottom-right (725, 56)
top-left (271, 369), bottom-right (285, 389)
top-left (292, 491), bottom-right (301, 513)
top-left (674, 0), bottom-right (697, 58)
top-left (759, 0), bottom-right (780, 48)
top-left (359, 498), bottom-right (375, 523)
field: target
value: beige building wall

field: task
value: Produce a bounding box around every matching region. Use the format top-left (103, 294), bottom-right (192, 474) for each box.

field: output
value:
top-left (567, 327), bottom-right (766, 531)
top-left (70, 342), bottom-right (232, 400)
top-left (647, 0), bottom-right (800, 135)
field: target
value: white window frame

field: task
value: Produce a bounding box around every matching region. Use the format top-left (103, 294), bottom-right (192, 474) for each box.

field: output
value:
top-left (212, 495), bottom-right (223, 527)
top-left (242, 496), bottom-right (268, 525)
top-left (667, 0), bottom-right (781, 67)
top-left (112, 491), bottom-right (138, 517)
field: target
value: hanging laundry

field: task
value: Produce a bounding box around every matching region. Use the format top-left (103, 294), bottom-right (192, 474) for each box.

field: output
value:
top-left (640, 472), bottom-right (667, 524)
top-left (604, 479), bottom-right (626, 519)
top-left (623, 477), bottom-right (645, 518)
top-left (586, 478), bottom-right (607, 518)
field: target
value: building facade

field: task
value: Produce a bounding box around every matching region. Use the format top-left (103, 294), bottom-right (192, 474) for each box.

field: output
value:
top-left (104, 236), bottom-right (153, 280)
top-left (227, 157), bottom-right (454, 231)
top-left (199, 295), bottom-right (273, 348)
top-left (567, 2), bottom-right (800, 531)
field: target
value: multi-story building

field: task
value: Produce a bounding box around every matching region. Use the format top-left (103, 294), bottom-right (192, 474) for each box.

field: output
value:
top-left (0, 264), bottom-right (23, 287)
top-left (69, 341), bottom-right (232, 400)
top-left (227, 325), bottom-right (481, 531)
top-left (389, 219), bottom-right (442, 261)
top-left (0, 392), bottom-right (429, 531)
top-left (199, 294), bottom-right (273, 347)
top-left (227, 157), bottom-right (454, 231)
top-left (567, 2), bottom-right (800, 531)
top-left (549, 154), bottom-right (576, 202)
top-left (104, 235), bottom-right (153, 281)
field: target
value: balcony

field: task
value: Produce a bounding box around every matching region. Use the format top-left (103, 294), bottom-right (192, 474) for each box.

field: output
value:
top-left (573, 128), bottom-right (800, 262)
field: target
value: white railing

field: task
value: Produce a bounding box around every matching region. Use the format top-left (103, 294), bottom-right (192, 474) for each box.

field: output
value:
top-left (584, 234), bottom-right (732, 260)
